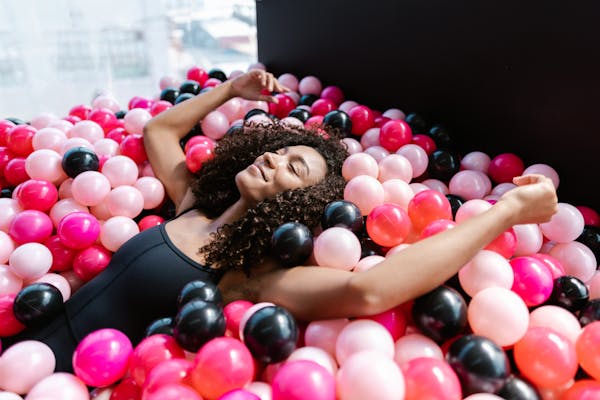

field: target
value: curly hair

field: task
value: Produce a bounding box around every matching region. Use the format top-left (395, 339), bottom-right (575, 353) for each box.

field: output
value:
top-left (191, 123), bottom-right (348, 274)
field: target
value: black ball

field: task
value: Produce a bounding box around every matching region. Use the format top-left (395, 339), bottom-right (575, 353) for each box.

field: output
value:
top-left (288, 108), bottom-right (311, 123)
top-left (199, 87), bottom-right (213, 94)
top-left (323, 110), bottom-right (352, 136)
top-left (5, 117), bottom-right (26, 125)
top-left (179, 80), bottom-right (201, 95)
top-left (271, 222), bottom-right (313, 267)
top-left (546, 275), bottom-right (589, 312)
top-left (576, 225), bottom-right (600, 261)
top-left (496, 375), bottom-right (541, 400)
top-left (61, 146), bottom-right (100, 178)
top-left (173, 300), bottom-right (225, 352)
top-left (322, 200), bottom-right (363, 234)
top-left (145, 317), bottom-right (174, 337)
top-left (13, 283), bottom-right (64, 327)
top-left (428, 149), bottom-right (460, 182)
top-left (446, 334), bottom-right (511, 395)
top-left (174, 93), bottom-right (195, 104)
top-left (579, 299), bottom-right (600, 326)
top-left (160, 87), bottom-right (181, 104)
top-left (1, 188), bottom-right (12, 198)
top-left (298, 94), bottom-right (319, 107)
top-left (412, 286), bottom-right (467, 343)
top-left (244, 108), bottom-right (268, 121)
top-left (208, 68), bottom-right (227, 82)
top-left (446, 194), bottom-right (466, 219)
top-left (428, 125), bottom-right (454, 150)
top-left (243, 305), bottom-right (298, 363)
top-left (404, 113), bottom-right (428, 134)
top-left (177, 280), bottom-right (223, 309)
top-left (359, 237), bottom-right (386, 258)
top-left (226, 124), bottom-right (244, 136)
top-left (115, 110), bottom-right (127, 119)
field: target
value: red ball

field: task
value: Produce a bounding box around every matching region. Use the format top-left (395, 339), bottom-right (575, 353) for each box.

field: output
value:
top-left (88, 108), bottom-right (118, 133)
top-left (379, 120), bottom-right (413, 152)
top-left (187, 66), bottom-right (209, 86)
top-left (0, 120), bottom-right (16, 147)
top-left (0, 147), bottom-right (15, 177)
top-left (120, 135), bottom-right (148, 164)
top-left (138, 215), bottom-right (165, 231)
top-left (150, 100), bottom-right (173, 117)
top-left (561, 379), bottom-right (600, 400)
top-left (106, 127), bottom-right (128, 144)
top-left (4, 157), bottom-right (30, 187)
top-left (69, 104), bottom-right (92, 120)
top-left (184, 135), bottom-right (215, 154)
top-left (305, 115), bottom-right (324, 129)
top-left (310, 98), bottom-right (337, 116)
top-left (63, 115), bottom-right (81, 125)
top-left (320, 86), bottom-right (345, 106)
top-left (129, 96), bottom-right (153, 110)
top-left (0, 294), bottom-right (26, 336)
top-left (576, 205), bottom-right (600, 227)
top-left (488, 153), bottom-right (525, 184)
top-left (374, 116), bottom-right (391, 128)
top-left (110, 377), bottom-right (142, 400)
top-left (73, 244), bottom-right (112, 282)
top-left (347, 105), bottom-right (375, 135)
top-left (268, 94), bottom-right (296, 119)
top-left (202, 78), bottom-right (222, 88)
top-left (185, 143), bottom-right (214, 173)
top-left (411, 134), bottom-right (437, 155)
top-left (129, 334), bottom-right (186, 387)
top-left (44, 235), bottom-right (77, 272)
top-left (366, 203), bottom-right (412, 247)
top-left (17, 179), bottom-right (59, 212)
top-left (485, 228), bottom-right (517, 258)
top-left (223, 300), bottom-right (254, 339)
top-left (142, 358), bottom-right (193, 395)
top-left (6, 125), bottom-right (36, 157)
top-left (407, 189), bottom-right (453, 233)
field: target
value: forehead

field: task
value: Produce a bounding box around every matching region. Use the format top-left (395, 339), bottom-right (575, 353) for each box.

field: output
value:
top-left (283, 145), bottom-right (325, 162)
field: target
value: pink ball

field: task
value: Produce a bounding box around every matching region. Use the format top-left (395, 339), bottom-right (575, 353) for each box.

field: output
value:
top-left (134, 177), bottom-right (165, 210)
top-left (16, 179), bottom-right (58, 212)
top-left (25, 149), bottom-right (67, 184)
top-left (100, 216), bottom-right (139, 252)
top-left (92, 95), bottom-right (121, 113)
top-left (540, 202), bottom-right (584, 243)
top-left (589, 272), bottom-right (600, 300)
top-left (94, 138), bottom-right (120, 158)
top-left (513, 223), bottom-right (543, 256)
top-left (468, 287), bottom-right (530, 346)
top-left (0, 340), bottom-right (56, 394)
top-left (219, 389), bottom-right (261, 400)
top-left (73, 244), bottom-right (112, 282)
top-left (150, 100), bottom-right (173, 117)
top-left (60, 137), bottom-right (93, 155)
top-left (454, 199), bottom-right (492, 223)
top-left (409, 182), bottom-right (429, 195)
top-left (394, 333), bottom-right (443, 366)
top-left (337, 350), bottom-right (405, 400)
top-left (119, 135), bottom-right (147, 164)
top-left (101, 155), bottom-right (139, 187)
top-left (338, 100), bottom-right (358, 113)
top-left (460, 151), bottom-right (491, 173)
top-left (106, 186), bottom-right (144, 218)
top-left (335, 319), bottom-right (395, 365)
top-left (8, 210), bottom-right (53, 244)
top-left (49, 198), bottom-right (89, 227)
top-left (343, 175), bottom-right (384, 215)
top-left (278, 73), bottom-right (299, 92)
top-left (70, 120), bottom-right (104, 144)
top-left (223, 300), bottom-right (254, 339)
top-left (8, 242), bottom-right (52, 280)
top-left (378, 154), bottom-right (413, 183)
top-left (287, 346), bottom-right (338, 375)
top-left (32, 127), bottom-right (67, 152)
top-left (142, 358), bottom-right (193, 396)
top-left (341, 153), bottom-right (378, 180)
top-left (549, 241), bottom-right (597, 283)
top-left (401, 357), bottom-right (462, 400)
top-left (360, 127), bottom-right (381, 148)
top-left (124, 108), bottom-right (152, 135)
top-left (202, 110), bottom-right (231, 140)
top-left (363, 145), bottom-right (390, 162)
top-left (340, 138), bottom-right (362, 155)
top-left (449, 170), bottom-right (488, 200)
top-left (529, 305), bottom-right (582, 345)
top-left (458, 250), bottom-right (514, 297)
top-left (421, 179), bottom-right (449, 195)
top-left (523, 163), bottom-right (560, 189)
top-left (354, 255), bottom-right (385, 272)
top-left (304, 318), bottom-right (349, 357)
top-left (488, 153), bottom-right (525, 184)
top-left (366, 203), bottom-right (411, 247)
top-left (298, 76), bottom-right (322, 96)
top-left (31, 273), bottom-right (71, 301)
top-left (396, 144), bottom-right (428, 178)
top-left (382, 108), bottom-right (406, 120)
top-left (382, 179), bottom-right (414, 209)
top-left (347, 105), bottom-right (375, 135)
top-left (510, 256), bottom-right (554, 306)
top-left (57, 211), bottom-right (101, 250)
top-left (271, 360), bottom-right (334, 400)
top-left (313, 227), bottom-right (361, 270)
top-left (25, 372), bottom-right (96, 400)
top-left (143, 383), bottom-right (201, 400)
top-left (360, 304), bottom-right (407, 341)
top-left (0, 264), bottom-right (22, 296)
top-left (30, 113), bottom-right (58, 130)
top-left (160, 76), bottom-right (180, 90)
top-left (47, 119), bottom-right (74, 133)
top-left (310, 98), bottom-right (336, 116)
top-left (530, 253), bottom-right (565, 279)
top-left (320, 86), bottom-right (345, 106)
top-left (379, 120), bottom-right (412, 152)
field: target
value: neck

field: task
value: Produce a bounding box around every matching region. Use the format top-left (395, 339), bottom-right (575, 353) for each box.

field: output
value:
top-left (208, 198), bottom-right (252, 231)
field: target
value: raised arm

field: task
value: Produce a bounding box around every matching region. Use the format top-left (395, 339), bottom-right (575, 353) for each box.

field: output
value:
top-left (143, 70), bottom-right (287, 209)
top-left (231, 174), bottom-right (558, 321)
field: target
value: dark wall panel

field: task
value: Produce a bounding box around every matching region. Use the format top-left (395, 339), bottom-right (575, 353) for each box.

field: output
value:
top-left (256, 0), bottom-right (600, 210)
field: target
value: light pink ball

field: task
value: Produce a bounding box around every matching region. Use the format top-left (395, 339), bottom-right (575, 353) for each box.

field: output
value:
top-left (92, 95), bottom-right (120, 113)
top-left (449, 170), bottom-right (489, 200)
top-left (124, 108), bottom-right (152, 135)
top-left (0, 264), bottom-right (22, 296)
top-left (342, 153), bottom-right (379, 180)
top-left (386, 243), bottom-right (411, 257)
top-left (70, 121), bottom-right (104, 144)
top-left (313, 227), bottom-right (361, 270)
top-left (491, 182), bottom-right (517, 196)
top-left (589, 272), bottom-right (600, 300)
top-left (363, 145), bottom-right (389, 162)
top-left (8, 242), bottom-right (53, 280)
top-left (421, 179), bottom-right (449, 195)
top-left (140, 162), bottom-right (156, 178)
top-left (523, 163), bottom-right (560, 189)
top-left (344, 175), bottom-right (384, 215)
top-left (539, 203), bottom-right (584, 243)
top-left (245, 381), bottom-right (271, 400)
top-left (0, 340), bottom-right (56, 394)
top-left (241, 100), bottom-right (269, 115)
top-left (354, 255), bottom-right (385, 272)
top-left (287, 346), bottom-right (338, 375)
top-left (61, 137), bottom-right (93, 155)
top-left (382, 179), bottom-right (414, 209)
top-left (336, 320), bottom-right (395, 365)
top-left (134, 177), bottom-right (165, 209)
top-left (459, 249), bottom-right (514, 297)
top-left (393, 333), bottom-right (443, 366)
top-left (529, 305), bottom-right (581, 345)
top-left (217, 98), bottom-right (242, 123)
top-left (548, 241), bottom-right (597, 283)
top-left (30, 272), bottom-right (71, 301)
top-left (336, 350), bottom-right (405, 400)
top-left (460, 151), bottom-right (491, 173)
top-left (94, 138), bottom-right (120, 157)
top-left (285, 91), bottom-right (300, 104)
top-left (340, 138), bottom-right (362, 155)
top-left (101, 155), bottom-right (139, 187)
top-left (0, 199), bottom-right (22, 233)
top-left (513, 223), bottom-right (543, 256)
top-left (48, 119), bottom-right (74, 134)
top-left (396, 144), bottom-right (428, 178)
top-left (0, 391), bottom-right (23, 399)
top-left (455, 199), bottom-right (493, 223)
top-left (382, 109), bottom-right (406, 120)
top-left (25, 149), bottom-right (68, 185)
top-left (49, 198), bottom-right (89, 227)
top-left (245, 114), bottom-right (273, 127)
top-left (32, 127), bottom-right (67, 152)
top-left (338, 101), bottom-right (358, 114)
top-left (463, 395), bottom-right (504, 400)
top-left (90, 201), bottom-right (112, 221)
top-left (467, 287), bottom-right (529, 347)
top-left (247, 62), bottom-right (266, 71)
top-left (304, 318), bottom-right (350, 357)
top-left (159, 75), bottom-right (179, 90)
top-left (360, 128), bottom-right (380, 148)
top-left (30, 113), bottom-right (58, 130)
top-left (278, 73), bottom-right (299, 92)
top-left (71, 171), bottom-right (111, 207)
top-left (105, 186), bottom-right (144, 219)
top-left (378, 154), bottom-right (413, 183)
top-left (279, 117), bottom-right (304, 129)
top-left (298, 76), bottom-right (322, 96)
top-left (410, 182), bottom-right (430, 195)
top-left (100, 216), bottom-right (139, 252)
top-left (25, 372), bottom-right (89, 400)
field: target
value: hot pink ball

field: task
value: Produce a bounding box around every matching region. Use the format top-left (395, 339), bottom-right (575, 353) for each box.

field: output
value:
top-left (271, 360), bottom-right (335, 400)
top-left (142, 358), bottom-right (193, 396)
top-left (100, 216), bottom-right (139, 252)
top-left (341, 153), bottom-right (378, 180)
top-left (379, 120), bottom-right (412, 152)
top-left (224, 300), bottom-right (254, 339)
top-left (16, 179), bottom-right (58, 212)
top-left (138, 215), bottom-right (164, 231)
top-left (150, 100), bottom-right (173, 116)
top-left (360, 304), bottom-right (407, 341)
top-left (298, 76), bottom-right (322, 96)
top-left (366, 203), bottom-right (411, 247)
top-left (101, 155), bottom-right (139, 187)
top-left (57, 211), bottom-right (101, 250)
top-left (186, 67), bottom-right (208, 85)
top-left (219, 388), bottom-right (261, 400)
top-left (310, 98), bottom-right (336, 116)
top-left (548, 241), bottom-right (597, 283)
top-left (378, 154), bottom-right (413, 183)
top-left (201, 110), bottom-right (230, 140)
top-left (530, 253), bottom-right (565, 279)
top-left (8, 242), bottom-right (52, 280)
top-left (488, 153), bottom-right (524, 184)
top-left (347, 105), bottom-right (375, 135)
top-left (120, 135), bottom-right (148, 164)
top-left (73, 244), bottom-right (112, 282)
top-left (304, 115), bottom-right (323, 129)
top-left (73, 328), bottom-right (133, 387)
top-left (88, 108), bottom-right (118, 133)
top-left (509, 256), bottom-right (554, 306)
top-left (313, 227), bottom-right (361, 270)
top-left (8, 210), bottom-right (53, 244)
top-left (576, 205), bottom-right (600, 227)
top-left (320, 85), bottom-right (345, 106)
top-left (419, 218), bottom-right (456, 239)
top-left (539, 202), bottom-right (584, 243)
top-left (449, 170), bottom-right (488, 200)
top-left (269, 94), bottom-right (296, 119)
top-left (6, 125), bottom-right (36, 157)
top-left (343, 175), bottom-right (384, 215)
top-left (128, 96), bottom-right (153, 110)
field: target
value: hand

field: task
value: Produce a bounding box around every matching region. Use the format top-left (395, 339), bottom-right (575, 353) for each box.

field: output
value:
top-left (499, 174), bottom-right (558, 225)
top-left (229, 69), bottom-right (289, 102)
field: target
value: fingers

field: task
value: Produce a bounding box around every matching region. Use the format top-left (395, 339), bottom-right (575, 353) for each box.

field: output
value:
top-left (249, 69), bottom-right (289, 93)
top-left (513, 174), bottom-right (549, 186)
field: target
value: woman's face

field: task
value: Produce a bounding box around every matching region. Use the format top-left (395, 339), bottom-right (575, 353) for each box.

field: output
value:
top-left (235, 145), bottom-right (328, 204)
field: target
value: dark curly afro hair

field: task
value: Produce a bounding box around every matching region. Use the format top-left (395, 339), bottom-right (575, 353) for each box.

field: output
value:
top-left (191, 123), bottom-right (349, 274)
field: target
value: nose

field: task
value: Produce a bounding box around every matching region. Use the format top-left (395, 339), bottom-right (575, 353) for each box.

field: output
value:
top-left (263, 152), bottom-right (283, 168)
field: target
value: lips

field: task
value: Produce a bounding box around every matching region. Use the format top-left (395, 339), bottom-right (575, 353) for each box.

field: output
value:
top-left (252, 164), bottom-right (267, 181)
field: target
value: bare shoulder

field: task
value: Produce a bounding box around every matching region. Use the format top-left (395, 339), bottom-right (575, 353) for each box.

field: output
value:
top-left (218, 258), bottom-right (281, 304)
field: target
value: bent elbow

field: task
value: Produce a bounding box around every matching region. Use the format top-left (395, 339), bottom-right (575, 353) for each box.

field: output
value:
top-left (346, 275), bottom-right (389, 317)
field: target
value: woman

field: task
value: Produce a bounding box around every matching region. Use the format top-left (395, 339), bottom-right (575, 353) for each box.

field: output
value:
top-left (2, 69), bottom-right (558, 372)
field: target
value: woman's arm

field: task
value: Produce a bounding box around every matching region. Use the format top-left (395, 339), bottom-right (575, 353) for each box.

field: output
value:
top-left (143, 70), bottom-right (286, 210)
top-left (229, 175), bottom-right (558, 321)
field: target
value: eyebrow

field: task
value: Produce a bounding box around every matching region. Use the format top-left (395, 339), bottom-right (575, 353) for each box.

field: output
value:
top-left (284, 146), bottom-right (310, 177)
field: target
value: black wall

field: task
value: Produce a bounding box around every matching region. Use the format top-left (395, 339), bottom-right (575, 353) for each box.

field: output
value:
top-left (256, 0), bottom-right (600, 210)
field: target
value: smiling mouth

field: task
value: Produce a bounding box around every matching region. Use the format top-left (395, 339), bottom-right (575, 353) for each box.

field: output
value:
top-left (252, 164), bottom-right (267, 181)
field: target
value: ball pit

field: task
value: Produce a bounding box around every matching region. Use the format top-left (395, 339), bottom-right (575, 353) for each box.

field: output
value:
top-left (0, 64), bottom-right (597, 400)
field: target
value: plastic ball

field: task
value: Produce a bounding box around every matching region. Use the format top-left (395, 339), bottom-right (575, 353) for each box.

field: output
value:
top-left (71, 119), bottom-right (104, 142)
top-left (138, 215), bottom-right (164, 231)
top-left (243, 305), bottom-right (298, 363)
top-left (335, 319), bottom-right (395, 364)
top-left (411, 133), bottom-right (437, 155)
top-left (101, 155), bottom-right (139, 187)
top-left (342, 152), bottom-right (378, 180)
top-left (173, 299), bottom-right (226, 352)
top-left (61, 146), bottom-right (99, 178)
top-left (8, 209), bottom-right (53, 244)
top-left (561, 379), bottom-right (600, 400)
top-left (0, 263), bottom-right (22, 295)
top-left (304, 318), bottom-right (349, 357)
top-left (366, 203), bottom-right (411, 247)
top-left (509, 256), bottom-right (554, 306)
top-left (202, 110), bottom-right (230, 140)
top-left (13, 282), bottom-right (63, 327)
top-left (343, 175), bottom-right (384, 215)
top-left (322, 110), bottom-right (352, 136)
top-left (8, 242), bottom-right (52, 280)
top-left (219, 389), bottom-right (261, 400)
top-left (6, 125), bottom-right (36, 157)
top-left (548, 241), bottom-right (597, 283)
top-left (347, 105), bottom-right (375, 135)
top-left (412, 286), bottom-right (467, 343)
top-left (401, 357), bottom-right (462, 400)
top-left (313, 227), bottom-right (361, 270)
top-left (271, 222), bottom-right (313, 267)
top-left (30, 272), bottom-right (71, 302)
top-left (529, 305), bottom-right (582, 346)
top-left (57, 211), bottom-right (101, 249)
top-left (119, 134), bottom-right (147, 164)
top-left (4, 158), bottom-right (29, 186)
top-left (576, 321), bottom-right (600, 381)
top-left (32, 127), bottom-right (67, 153)
top-left (382, 179), bottom-right (414, 209)
top-left (269, 94), bottom-right (296, 119)
top-left (378, 154), bottom-right (413, 182)
top-left (298, 76), bottom-right (322, 96)
top-left (394, 333), bottom-right (444, 366)
top-left (177, 279), bottom-right (223, 309)
top-left (0, 340), bottom-right (55, 394)
top-left (23, 372), bottom-right (89, 400)
top-left (100, 216), bottom-right (139, 252)
top-left (129, 334), bottom-right (185, 387)
top-left (72, 244), bottom-right (111, 282)
top-left (546, 275), bottom-right (589, 312)
top-left (458, 250), bottom-right (514, 297)
top-left (379, 120), bottom-right (412, 152)
top-left (321, 200), bottom-right (363, 234)
top-left (223, 300), bottom-right (254, 339)
top-left (407, 189), bottom-right (452, 233)
top-left (488, 153), bottom-right (525, 184)
top-left (271, 360), bottom-right (335, 400)
top-left (513, 223), bottom-right (543, 256)
top-left (427, 149), bottom-right (460, 181)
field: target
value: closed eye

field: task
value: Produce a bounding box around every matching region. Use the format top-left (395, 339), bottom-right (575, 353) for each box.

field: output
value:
top-left (289, 163), bottom-right (298, 176)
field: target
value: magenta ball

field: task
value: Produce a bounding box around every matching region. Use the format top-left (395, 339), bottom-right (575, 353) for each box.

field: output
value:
top-left (73, 244), bottom-right (112, 282)
top-left (218, 389), bottom-right (261, 400)
top-left (320, 86), bottom-right (345, 106)
top-left (17, 179), bottom-right (58, 212)
top-left (347, 105), bottom-right (375, 135)
top-left (271, 360), bottom-right (335, 400)
top-left (310, 98), bottom-right (336, 116)
top-left (73, 328), bottom-right (133, 387)
top-left (509, 256), bottom-right (554, 306)
top-left (57, 211), bottom-right (101, 250)
top-left (8, 210), bottom-right (53, 244)
top-left (487, 153), bottom-right (525, 184)
top-left (379, 120), bottom-right (412, 152)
